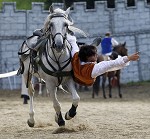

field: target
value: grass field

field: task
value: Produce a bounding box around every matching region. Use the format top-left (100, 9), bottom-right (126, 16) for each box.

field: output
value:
top-left (0, 0), bottom-right (47, 10)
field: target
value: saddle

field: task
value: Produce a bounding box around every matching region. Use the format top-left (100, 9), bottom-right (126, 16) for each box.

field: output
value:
top-left (33, 29), bottom-right (43, 37)
top-left (102, 51), bottom-right (119, 61)
top-left (18, 29), bottom-right (47, 74)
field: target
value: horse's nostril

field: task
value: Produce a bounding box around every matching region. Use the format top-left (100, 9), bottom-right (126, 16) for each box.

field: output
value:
top-left (55, 45), bottom-right (63, 52)
top-left (55, 41), bottom-right (63, 52)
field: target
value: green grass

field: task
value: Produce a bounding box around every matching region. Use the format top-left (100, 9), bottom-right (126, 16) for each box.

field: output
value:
top-left (127, 80), bottom-right (150, 86)
top-left (0, 0), bottom-right (47, 10)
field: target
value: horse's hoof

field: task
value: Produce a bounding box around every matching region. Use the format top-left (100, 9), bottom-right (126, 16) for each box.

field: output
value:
top-left (119, 94), bottom-right (122, 98)
top-left (92, 93), bottom-right (94, 98)
top-left (103, 96), bottom-right (107, 99)
top-left (55, 113), bottom-right (65, 126)
top-left (65, 111), bottom-right (76, 120)
top-left (27, 119), bottom-right (35, 127)
top-left (109, 94), bottom-right (112, 98)
top-left (58, 121), bottom-right (65, 126)
top-left (65, 112), bottom-right (72, 120)
top-left (23, 98), bottom-right (28, 104)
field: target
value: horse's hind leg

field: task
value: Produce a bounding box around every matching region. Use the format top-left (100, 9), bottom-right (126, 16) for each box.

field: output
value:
top-left (108, 77), bottom-right (112, 98)
top-left (117, 71), bottom-right (122, 98)
top-left (92, 75), bottom-right (100, 98)
top-left (65, 79), bottom-right (80, 120)
top-left (23, 74), bottom-right (35, 127)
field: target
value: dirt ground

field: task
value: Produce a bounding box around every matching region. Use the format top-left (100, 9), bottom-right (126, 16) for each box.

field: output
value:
top-left (0, 82), bottom-right (150, 139)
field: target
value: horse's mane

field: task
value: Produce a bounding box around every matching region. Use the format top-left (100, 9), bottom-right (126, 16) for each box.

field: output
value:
top-left (113, 42), bottom-right (127, 56)
top-left (113, 43), bottom-right (122, 48)
top-left (113, 42), bottom-right (126, 48)
top-left (43, 8), bottom-right (65, 32)
top-left (53, 8), bottom-right (67, 15)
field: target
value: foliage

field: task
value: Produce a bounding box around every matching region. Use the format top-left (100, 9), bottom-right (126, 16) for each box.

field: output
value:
top-left (0, 0), bottom-right (106, 10)
top-left (0, 0), bottom-right (46, 10)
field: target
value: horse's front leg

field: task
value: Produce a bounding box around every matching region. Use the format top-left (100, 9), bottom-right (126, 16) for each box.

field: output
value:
top-left (47, 84), bottom-right (65, 126)
top-left (102, 74), bottom-right (107, 99)
top-left (92, 75), bottom-right (100, 98)
top-left (65, 79), bottom-right (80, 120)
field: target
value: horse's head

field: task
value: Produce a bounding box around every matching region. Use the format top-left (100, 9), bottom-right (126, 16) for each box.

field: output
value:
top-left (43, 6), bottom-right (87, 53)
top-left (43, 6), bottom-right (73, 53)
top-left (113, 42), bottom-right (128, 56)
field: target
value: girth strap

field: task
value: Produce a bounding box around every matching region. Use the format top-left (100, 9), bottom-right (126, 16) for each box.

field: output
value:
top-left (38, 45), bottom-right (72, 77)
top-left (38, 59), bottom-right (72, 77)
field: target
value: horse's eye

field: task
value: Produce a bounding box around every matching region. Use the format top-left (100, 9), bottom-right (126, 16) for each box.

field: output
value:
top-left (64, 23), bottom-right (68, 27)
top-left (49, 23), bottom-right (53, 29)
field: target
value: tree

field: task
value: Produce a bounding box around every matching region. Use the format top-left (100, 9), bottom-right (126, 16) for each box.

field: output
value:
top-left (62, 0), bottom-right (74, 9)
top-left (44, 0), bottom-right (106, 10)
top-left (44, 0), bottom-right (62, 10)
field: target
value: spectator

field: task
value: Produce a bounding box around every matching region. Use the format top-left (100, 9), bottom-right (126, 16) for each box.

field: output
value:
top-left (101, 32), bottom-right (119, 56)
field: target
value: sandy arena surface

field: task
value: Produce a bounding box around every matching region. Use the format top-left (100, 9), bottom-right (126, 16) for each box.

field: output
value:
top-left (0, 82), bottom-right (150, 139)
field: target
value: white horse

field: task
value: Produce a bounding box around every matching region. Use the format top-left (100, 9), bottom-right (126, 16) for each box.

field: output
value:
top-left (18, 6), bottom-right (87, 127)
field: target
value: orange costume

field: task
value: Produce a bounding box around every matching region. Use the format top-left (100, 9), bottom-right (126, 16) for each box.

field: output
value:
top-left (72, 52), bottom-right (96, 86)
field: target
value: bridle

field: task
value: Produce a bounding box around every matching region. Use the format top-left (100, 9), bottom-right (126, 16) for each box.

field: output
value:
top-left (43, 13), bottom-right (69, 50)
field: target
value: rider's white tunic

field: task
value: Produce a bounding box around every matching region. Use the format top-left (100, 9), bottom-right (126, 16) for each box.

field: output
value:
top-left (67, 34), bottom-right (130, 79)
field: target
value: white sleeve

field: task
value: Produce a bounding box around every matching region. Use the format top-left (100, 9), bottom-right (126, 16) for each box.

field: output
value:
top-left (91, 56), bottom-right (129, 78)
top-left (111, 38), bottom-right (119, 47)
top-left (67, 34), bottom-right (79, 57)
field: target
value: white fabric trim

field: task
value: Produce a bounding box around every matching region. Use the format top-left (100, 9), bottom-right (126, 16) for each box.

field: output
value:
top-left (0, 70), bottom-right (18, 78)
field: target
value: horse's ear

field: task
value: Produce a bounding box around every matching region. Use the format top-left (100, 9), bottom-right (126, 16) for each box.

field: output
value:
top-left (90, 37), bottom-right (101, 47)
top-left (65, 7), bottom-right (71, 16)
top-left (123, 42), bottom-right (126, 46)
top-left (65, 7), bottom-right (73, 24)
top-left (49, 5), bottom-right (54, 13)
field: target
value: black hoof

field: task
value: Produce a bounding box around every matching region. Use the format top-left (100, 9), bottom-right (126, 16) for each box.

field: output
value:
top-left (103, 96), bottom-right (107, 99)
top-left (119, 94), bottom-right (122, 98)
top-left (27, 120), bottom-right (34, 127)
top-left (23, 99), bottom-right (28, 104)
top-left (58, 120), bottom-right (65, 126)
top-left (55, 112), bottom-right (65, 126)
top-left (92, 95), bottom-right (94, 98)
top-left (22, 95), bottom-right (29, 104)
top-left (65, 112), bottom-right (72, 120)
top-left (65, 112), bottom-right (76, 120)
top-left (65, 105), bottom-right (77, 120)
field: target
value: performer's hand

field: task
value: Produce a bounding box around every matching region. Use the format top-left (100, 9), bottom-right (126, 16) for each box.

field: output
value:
top-left (127, 52), bottom-right (140, 61)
